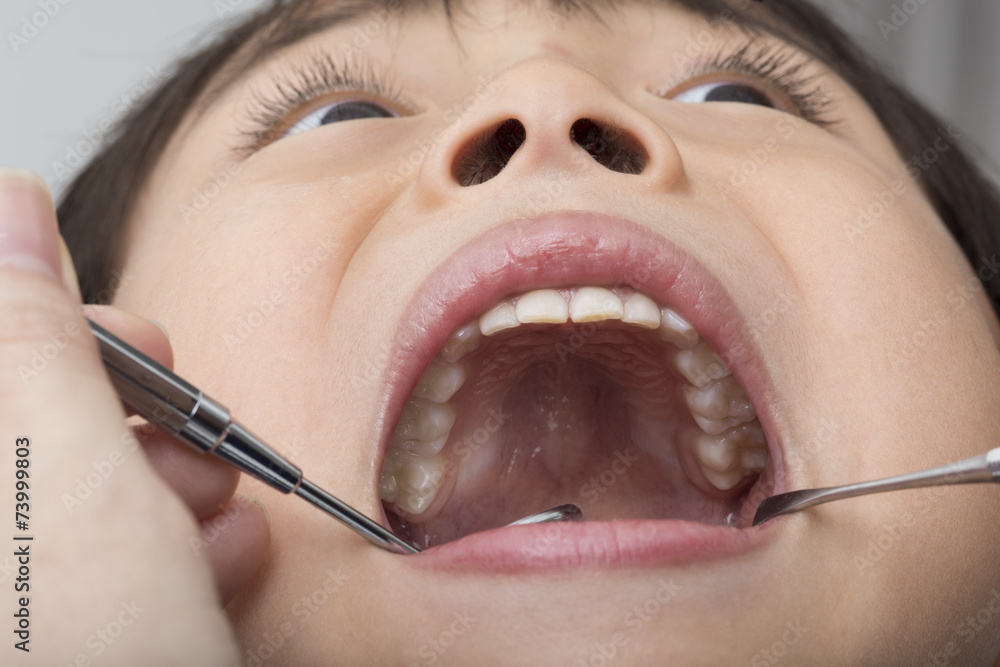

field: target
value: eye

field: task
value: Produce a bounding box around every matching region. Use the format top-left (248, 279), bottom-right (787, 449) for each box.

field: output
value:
top-left (284, 99), bottom-right (396, 138)
top-left (672, 81), bottom-right (776, 108)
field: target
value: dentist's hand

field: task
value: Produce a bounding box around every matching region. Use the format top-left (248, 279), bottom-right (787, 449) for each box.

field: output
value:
top-left (0, 169), bottom-right (265, 664)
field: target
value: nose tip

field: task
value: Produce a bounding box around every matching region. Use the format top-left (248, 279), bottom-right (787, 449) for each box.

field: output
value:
top-left (422, 58), bottom-right (682, 197)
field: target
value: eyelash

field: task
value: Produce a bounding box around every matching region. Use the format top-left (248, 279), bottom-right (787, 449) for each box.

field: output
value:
top-left (236, 52), bottom-right (405, 157)
top-left (670, 41), bottom-right (835, 125)
top-left (236, 41), bottom-right (834, 157)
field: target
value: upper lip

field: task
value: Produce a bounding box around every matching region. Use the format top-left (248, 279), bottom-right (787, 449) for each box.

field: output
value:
top-left (373, 210), bottom-right (788, 562)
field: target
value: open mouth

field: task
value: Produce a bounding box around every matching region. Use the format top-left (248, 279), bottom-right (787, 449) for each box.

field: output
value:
top-left (374, 213), bottom-right (784, 564)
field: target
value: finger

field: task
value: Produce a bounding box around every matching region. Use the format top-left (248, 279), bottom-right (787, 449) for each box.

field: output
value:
top-left (139, 424), bottom-right (240, 519)
top-left (196, 495), bottom-right (271, 605)
top-left (82, 303), bottom-right (173, 372)
top-left (0, 170), bottom-right (239, 662)
top-left (58, 234), bottom-right (83, 302)
top-left (83, 304), bottom-right (239, 518)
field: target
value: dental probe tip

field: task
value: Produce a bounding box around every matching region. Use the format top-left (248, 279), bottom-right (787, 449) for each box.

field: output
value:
top-left (508, 503), bottom-right (584, 525)
top-left (295, 478), bottom-right (419, 554)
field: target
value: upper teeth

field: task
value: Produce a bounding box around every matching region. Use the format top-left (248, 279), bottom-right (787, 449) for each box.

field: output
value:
top-left (379, 285), bottom-right (769, 519)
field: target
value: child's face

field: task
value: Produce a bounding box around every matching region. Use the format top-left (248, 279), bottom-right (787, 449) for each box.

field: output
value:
top-left (113, 1), bottom-right (1000, 664)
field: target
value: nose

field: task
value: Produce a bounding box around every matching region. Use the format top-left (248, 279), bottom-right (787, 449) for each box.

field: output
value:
top-left (417, 58), bottom-right (685, 203)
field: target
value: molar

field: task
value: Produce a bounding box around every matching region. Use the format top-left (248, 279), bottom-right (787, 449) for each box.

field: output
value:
top-left (569, 287), bottom-right (624, 322)
top-left (412, 357), bottom-right (467, 403)
top-left (692, 413), bottom-right (752, 436)
top-left (380, 449), bottom-right (447, 515)
top-left (673, 340), bottom-right (730, 388)
top-left (391, 398), bottom-right (456, 455)
top-left (690, 422), bottom-right (768, 492)
top-left (740, 447), bottom-right (768, 472)
top-left (682, 375), bottom-right (755, 422)
top-left (515, 289), bottom-right (570, 324)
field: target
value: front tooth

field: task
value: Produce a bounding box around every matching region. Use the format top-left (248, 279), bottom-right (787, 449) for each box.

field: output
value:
top-left (682, 375), bottom-right (755, 422)
top-left (622, 293), bottom-right (661, 329)
top-left (382, 449), bottom-right (447, 516)
top-left (673, 340), bottom-right (730, 388)
top-left (392, 398), bottom-right (456, 445)
top-left (412, 357), bottom-right (467, 403)
top-left (441, 321), bottom-right (482, 362)
top-left (569, 287), bottom-right (624, 322)
top-left (480, 302), bottom-right (519, 336)
top-left (515, 289), bottom-right (569, 324)
top-left (659, 308), bottom-right (699, 348)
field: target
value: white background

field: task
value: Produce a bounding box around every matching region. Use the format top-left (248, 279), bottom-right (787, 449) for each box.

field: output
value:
top-left (2, 0), bottom-right (999, 196)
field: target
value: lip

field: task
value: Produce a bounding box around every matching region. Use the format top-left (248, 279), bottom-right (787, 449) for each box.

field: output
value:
top-left (416, 519), bottom-right (775, 572)
top-left (375, 211), bottom-right (788, 567)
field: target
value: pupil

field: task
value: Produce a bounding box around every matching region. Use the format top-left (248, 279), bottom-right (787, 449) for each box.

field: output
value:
top-left (321, 101), bottom-right (393, 124)
top-left (705, 85), bottom-right (773, 107)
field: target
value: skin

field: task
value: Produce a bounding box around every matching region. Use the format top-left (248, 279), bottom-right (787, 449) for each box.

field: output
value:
top-left (6, 1), bottom-right (1000, 664)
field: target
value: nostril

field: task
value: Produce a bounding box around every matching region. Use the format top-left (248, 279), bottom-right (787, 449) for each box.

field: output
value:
top-left (570, 118), bottom-right (648, 175)
top-left (453, 119), bottom-right (527, 187)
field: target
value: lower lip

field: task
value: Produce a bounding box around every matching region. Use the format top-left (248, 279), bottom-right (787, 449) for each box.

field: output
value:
top-left (413, 519), bottom-right (776, 572)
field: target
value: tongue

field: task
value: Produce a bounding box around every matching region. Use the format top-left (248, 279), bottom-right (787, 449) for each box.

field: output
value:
top-left (392, 324), bottom-right (740, 547)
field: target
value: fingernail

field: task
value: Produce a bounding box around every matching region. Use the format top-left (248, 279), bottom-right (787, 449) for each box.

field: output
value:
top-left (237, 494), bottom-right (270, 527)
top-left (0, 169), bottom-right (61, 281)
top-left (148, 318), bottom-right (170, 340)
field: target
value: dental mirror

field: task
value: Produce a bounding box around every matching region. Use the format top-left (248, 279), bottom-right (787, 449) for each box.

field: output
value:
top-left (753, 446), bottom-right (1000, 526)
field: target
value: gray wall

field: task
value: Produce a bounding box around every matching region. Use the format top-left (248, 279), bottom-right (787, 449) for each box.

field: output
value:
top-left (3, 0), bottom-right (999, 194)
top-left (814, 0), bottom-right (1000, 180)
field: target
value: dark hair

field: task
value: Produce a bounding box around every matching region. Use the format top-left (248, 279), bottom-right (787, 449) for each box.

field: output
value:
top-left (58, 0), bottom-right (1000, 317)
